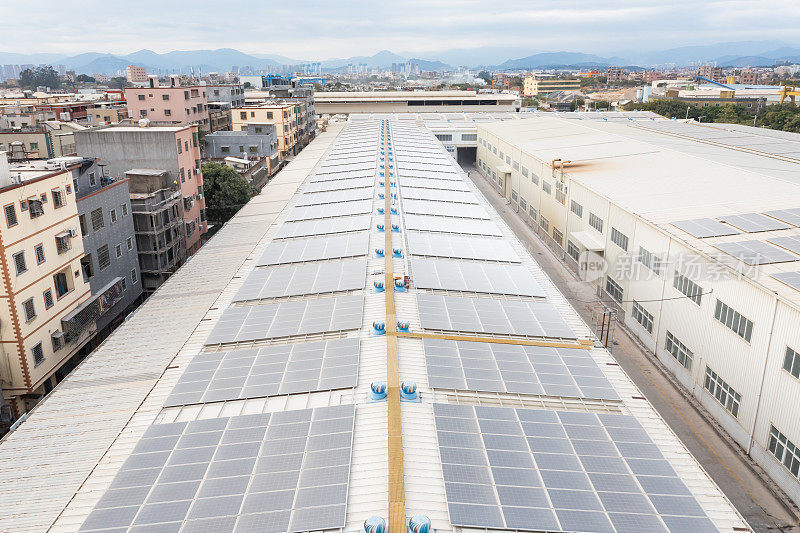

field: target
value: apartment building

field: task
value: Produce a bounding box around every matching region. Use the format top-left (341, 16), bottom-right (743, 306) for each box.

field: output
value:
top-left (125, 65), bottom-right (147, 84)
top-left (75, 124), bottom-right (206, 257)
top-left (232, 102), bottom-right (304, 159)
top-left (476, 114), bottom-right (800, 507)
top-left (124, 77), bottom-right (210, 132)
top-left (523, 76), bottom-right (581, 96)
top-left (86, 105), bottom-right (129, 125)
top-left (606, 66), bottom-right (624, 83)
top-left (697, 64), bottom-right (725, 83)
top-left (0, 122), bottom-right (86, 160)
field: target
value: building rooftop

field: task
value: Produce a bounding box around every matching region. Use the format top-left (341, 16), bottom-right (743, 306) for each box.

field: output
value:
top-left (0, 120), bottom-right (748, 532)
top-left (316, 90), bottom-right (519, 101)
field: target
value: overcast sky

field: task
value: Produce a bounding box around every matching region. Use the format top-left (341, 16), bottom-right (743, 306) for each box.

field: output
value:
top-left (4, 0), bottom-right (800, 59)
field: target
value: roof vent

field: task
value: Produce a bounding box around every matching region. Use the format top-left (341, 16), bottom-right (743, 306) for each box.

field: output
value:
top-left (375, 248), bottom-right (384, 257)
top-left (391, 223), bottom-right (400, 232)
top-left (400, 380), bottom-right (418, 400)
top-left (373, 321), bottom-right (386, 335)
top-left (373, 280), bottom-right (385, 293)
top-left (369, 381), bottom-right (387, 401)
top-left (377, 207), bottom-right (384, 214)
top-left (364, 516), bottom-right (386, 533)
top-left (394, 279), bottom-right (406, 293)
top-left (397, 320), bottom-right (410, 331)
top-left (376, 223), bottom-right (385, 232)
top-left (409, 515), bottom-right (433, 533)
top-left (392, 248), bottom-right (402, 258)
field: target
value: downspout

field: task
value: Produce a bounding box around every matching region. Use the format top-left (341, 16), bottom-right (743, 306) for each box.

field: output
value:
top-left (747, 294), bottom-right (779, 454)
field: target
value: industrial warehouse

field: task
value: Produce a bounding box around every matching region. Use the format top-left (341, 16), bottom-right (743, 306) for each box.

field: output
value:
top-left (0, 118), bottom-right (755, 532)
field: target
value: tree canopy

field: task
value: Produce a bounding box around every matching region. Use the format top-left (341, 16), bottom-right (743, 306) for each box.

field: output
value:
top-left (76, 74), bottom-right (96, 83)
top-left (18, 66), bottom-right (61, 90)
top-left (201, 162), bottom-right (258, 224)
top-left (108, 77), bottom-right (127, 89)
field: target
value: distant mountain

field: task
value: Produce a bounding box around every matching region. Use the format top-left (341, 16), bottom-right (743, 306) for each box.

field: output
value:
top-left (321, 50), bottom-right (407, 70)
top-left (408, 58), bottom-right (450, 71)
top-left (498, 52), bottom-right (616, 69)
top-left (0, 52), bottom-right (67, 65)
top-left (718, 56), bottom-right (779, 67)
top-left (409, 46), bottom-right (542, 68)
top-left (626, 40), bottom-right (789, 66)
top-left (254, 53), bottom-right (303, 65)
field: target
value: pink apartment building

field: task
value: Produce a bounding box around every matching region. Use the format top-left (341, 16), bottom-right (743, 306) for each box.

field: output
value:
top-left (124, 77), bottom-right (211, 132)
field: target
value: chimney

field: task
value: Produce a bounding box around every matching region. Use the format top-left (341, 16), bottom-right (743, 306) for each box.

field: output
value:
top-left (148, 75), bottom-right (158, 88)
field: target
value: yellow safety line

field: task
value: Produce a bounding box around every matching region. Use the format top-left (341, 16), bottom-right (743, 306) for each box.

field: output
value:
top-left (382, 123), bottom-right (407, 532)
top-left (394, 330), bottom-right (593, 350)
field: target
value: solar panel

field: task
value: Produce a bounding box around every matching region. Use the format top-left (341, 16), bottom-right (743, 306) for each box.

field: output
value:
top-left (764, 208), bottom-right (800, 227)
top-left (204, 295), bottom-right (364, 345)
top-left (398, 177), bottom-right (470, 191)
top-left (258, 232), bottom-right (369, 266)
top-left (401, 187), bottom-right (478, 204)
top-left (714, 240), bottom-right (800, 265)
top-left (417, 294), bottom-right (576, 339)
top-left (164, 338), bottom-right (360, 406)
top-left (412, 258), bottom-right (545, 297)
top-left (402, 199), bottom-right (490, 220)
top-left (311, 169), bottom-right (374, 182)
top-left (286, 200), bottom-right (373, 221)
top-left (295, 188), bottom-right (373, 206)
top-left (274, 214), bottom-right (371, 239)
top-left (233, 259), bottom-right (366, 301)
top-left (424, 339), bottom-right (618, 400)
top-left (78, 405), bottom-right (354, 532)
top-left (397, 169), bottom-right (462, 181)
top-left (434, 404), bottom-right (716, 533)
top-left (314, 162), bottom-right (374, 174)
top-left (720, 213), bottom-right (791, 233)
top-left (304, 177), bottom-right (374, 192)
top-left (407, 232), bottom-right (520, 262)
top-left (404, 214), bottom-right (502, 236)
top-left (772, 271), bottom-right (800, 292)
top-left (767, 236), bottom-right (800, 255)
top-left (671, 218), bottom-right (740, 238)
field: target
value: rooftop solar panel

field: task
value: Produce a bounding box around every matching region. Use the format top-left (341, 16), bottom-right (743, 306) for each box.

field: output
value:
top-left (720, 213), bottom-right (792, 233)
top-left (233, 259), bottom-right (366, 301)
top-left (396, 169), bottom-right (462, 181)
top-left (407, 232), bottom-right (520, 262)
top-left (417, 294), bottom-right (576, 339)
top-left (671, 218), bottom-right (740, 238)
top-left (401, 187), bottom-right (478, 204)
top-left (398, 177), bottom-right (470, 191)
top-left (424, 338), bottom-right (618, 400)
top-left (404, 214), bottom-right (502, 236)
top-left (295, 188), bottom-right (373, 206)
top-left (257, 232), bottom-right (369, 266)
top-left (412, 258), bottom-right (545, 297)
top-left (285, 200), bottom-right (373, 221)
top-left (164, 338), bottom-right (360, 406)
top-left (204, 295), bottom-right (364, 345)
top-left (764, 208), bottom-right (800, 227)
top-left (311, 169), bottom-right (374, 182)
top-left (767, 236), bottom-right (800, 255)
top-left (713, 240), bottom-right (800, 265)
top-left (433, 404), bottom-right (716, 533)
top-left (402, 199), bottom-right (490, 219)
top-left (78, 405), bottom-right (354, 532)
top-left (772, 271), bottom-right (800, 292)
top-left (274, 214), bottom-right (371, 239)
top-left (304, 177), bottom-right (375, 192)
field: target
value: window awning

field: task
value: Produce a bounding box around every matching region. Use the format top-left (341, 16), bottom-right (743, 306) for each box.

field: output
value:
top-left (55, 231), bottom-right (71, 239)
top-left (497, 164), bottom-right (513, 174)
top-left (570, 230), bottom-right (605, 252)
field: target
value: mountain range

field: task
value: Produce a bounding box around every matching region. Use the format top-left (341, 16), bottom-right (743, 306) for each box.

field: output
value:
top-left (0, 41), bottom-right (798, 75)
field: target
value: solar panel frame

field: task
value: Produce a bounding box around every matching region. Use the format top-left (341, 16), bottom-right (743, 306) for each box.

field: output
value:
top-left (772, 271), bottom-right (800, 292)
top-left (400, 187), bottom-right (478, 204)
top-left (257, 232), bottom-right (369, 266)
top-left (285, 200), bottom-right (373, 221)
top-left (720, 213), bottom-right (791, 233)
top-left (404, 214), bottom-right (502, 236)
top-left (767, 235), bottom-right (800, 255)
top-left (671, 218), bottom-right (741, 238)
top-left (411, 258), bottom-right (545, 296)
top-left (274, 214), bottom-right (371, 239)
top-left (295, 188), bottom-right (373, 206)
top-left (407, 232), bottom-right (520, 263)
top-left (764, 208), bottom-right (800, 227)
top-left (233, 258), bottom-right (366, 301)
top-left (398, 177), bottom-right (470, 191)
top-left (402, 199), bottom-right (491, 220)
top-left (714, 240), bottom-right (800, 265)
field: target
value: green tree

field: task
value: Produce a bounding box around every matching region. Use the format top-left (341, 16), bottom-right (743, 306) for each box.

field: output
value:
top-left (243, 81), bottom-right (253, 89)
top-left (201, 162), bottom-right (258, 224)
top-left (18, 66), bottom-right (62, 90)
top-left (76, 74), bottom-right (96, 83)
top-left (477, 71), bottom-right (492, 84)
top-left (108, 77), bottom-right (127, 89)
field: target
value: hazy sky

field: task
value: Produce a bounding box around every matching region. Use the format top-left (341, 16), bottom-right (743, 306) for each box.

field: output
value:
top-left (4, 0), bottom-right (800, 58)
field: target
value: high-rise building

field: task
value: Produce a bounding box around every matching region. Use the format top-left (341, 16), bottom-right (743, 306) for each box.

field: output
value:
top-left (697, 65), bottom-right (725, 83)
top-left (523, 76), bottom-right (581, 96)
top-left (606, 66), bottom-right (624, 83)
top-left (124, 77), bottom-right (211, 132)
top-left (125, 65), bottom-right (148, 84)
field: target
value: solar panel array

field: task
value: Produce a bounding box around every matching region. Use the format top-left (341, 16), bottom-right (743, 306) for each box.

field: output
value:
top-left (404, 214), bottom-right (502, 236)
top-left (304, 177), bottom-right (374, 192)
top-left (274, 214), bottom-right (371, 239)
top-left (402, 199), bottom-right (490, 219)
top-left (417, 294), bottom-right (576, 339)
top-left (407, 232), bottom-right (520, 262)
top-left (424, 339), bottom-right (619, 400)
top-left (164, 338), bottom-right (360, 407)
top-left (258, 232), bottom-right (369, 266)
top-left (713, 240), bottom-right (800, 265)
top-left (765, 208), bottom-right (800, 227)
top-left (720, 212), bottom-right (791, 233)
top-left (434, 404), bottom-right (718, 533)
top-left (397, 176), bottom-right (470, 191)
top-left (233, 259), bottom-right (366, 301)
top-left (295, 188), bottom-right (373, 206)
top-left (79, 405), bottom-right (355, 533)
top-left (671, 218), bottom-right (740, 238)
top-left (772, 271), bottom-right (800, 292)
top-left (768, 235), bottom-right (800, 255)
top-left (286, 200), bottom-right (373, 222)
top-left (204, 295), bottom-right (364, 345)
top-left (400, 187), bottom-right (478, 204)
top-left (412, 258), bottom-right (545, 297)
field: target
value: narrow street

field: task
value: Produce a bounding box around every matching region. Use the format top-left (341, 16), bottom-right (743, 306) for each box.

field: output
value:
top-left (466, 165), bottom-right (800, 533)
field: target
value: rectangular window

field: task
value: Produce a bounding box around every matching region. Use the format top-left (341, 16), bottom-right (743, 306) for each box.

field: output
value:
top-left (638, 246), bottom-right (663, 276)
top-left (13, 251), bottom-right (26, 275)
top-left (784, 347), bottom-right (800, 380)
top-left (98, 244), bottom-right (110, 270)
top-left (35, 243), bottom-right (45, 264)
top-left (570, 200), bottom-right (583, 218)
top-left (91, 208), bottom-right (104, 231)
top-left (539, 216), bottom-right (549, 232)
top-left (714, 299), bottom-right (753, 342)
top-left (177, 140), bottom-right (182, 154)
top-left (589, 212), bottom-right (603, 233)
top-left (32, 342), bottom-right (44, 367)
top-left (5, 204), bottom-right (17, 227)
top-left (567, 241), bottom-right (580, 262)
top-left (665, 331), bottom-right (693, 370)
top-left (521, 166), bottom-right (529, 177)
top-left (605, 276), bottom-right (623, 303)
top-left (555, 189), bottom-right (566, 204)
top-left (511, 189), bottom-right (518, 202)
top-left (610, 228), bottom-right (629, 251)
top-left (131, 268), bottom-right (138, 284)
top-left (110, 208), bottom-right (117, 224)
top-left (552, 228), bottom-right (563, 247)
top-left (43, 289), bottom-right (54, 309)
top-left (529, 206), bottom-right (537, 221)
top-left (22, 297), bottom-right (36, 322)
top-left (768, 426), bottom-right (800, 479)
top-left (519, 198), bottom-right (527, 211)
top-left (673, 272), bottom-right (703, 305)
top-left (632, 301), bottom-right (654, 333)
top-left (52, 189), bottom-right (65, 208)
top-left (530, 172), bottom-right (539, 185)
top-left (704, 366), bottom-right (742, 418)
top-left (115, 243), bottom-right (123, 258)
top-left (127, 236), bottom-right (134, 250)
top-left (542, 181), bottom-right (551, 194)
top-left (512, 161), bottom-right (519, 171)
top-left (53, 268), bottom-right (71, 298)
top-left (122, 203), bottom-right (129, 217)
top-left (435, 134), bottom-right (453, 142)
top-left (499, 150), bottom-right (504, 159)
top-left (89, 172), bottom-right (97, 187)
top-left (28, 198), bottom-right (44, 218)
top-left (462, 133), bottom-right (477, 141)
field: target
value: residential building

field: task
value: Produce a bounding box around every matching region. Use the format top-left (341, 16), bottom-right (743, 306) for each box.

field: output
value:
top-left (204, 122), bottom-right (277, 160)
top-left (126, 169), bottom-right (186, 293)
top-left (239, 74), bottom-right (291, 89)
top-left (740, 69), bottom-right (760, 85)
top-left (86, 105), bottom-right (129, 125)
top-left (697, 64), bottom-right (725, 83)
top-left (523, 76), bottom-right (581, 96)
top-left (313, 90), bottom-right (520, 114)
top-left (245, 85), bottom-right (317, 147)
top-left (0, 120), bottom-right (748, 533)
top-left (74, 124), bottom-right (207, 258)
top-left (206, 84), bottom-right (245, 107)
top-left (476, 114), bottom-right (800, 507)
top-left (207, 101), bottom-right (232, 132)
top-left (606, 66), bottom-right (624, 83)
top-left (232, 102), bottom-right (305, 159)
top-left (0, 122), bottom-right (86, 160)
top-left (0, 103), bottom-right (57, 128)
top-left (125, 65), bottom-right (147, 84)
top-left (124, 77), bottom-right (211, 132)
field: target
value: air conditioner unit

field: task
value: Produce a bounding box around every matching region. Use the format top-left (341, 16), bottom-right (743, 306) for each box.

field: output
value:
top-left (51, 330), bottom-right (65, 350)
top-left (69, 228), bottom-right (78, 238)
